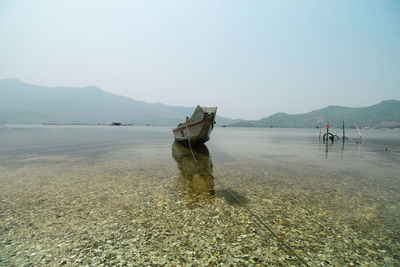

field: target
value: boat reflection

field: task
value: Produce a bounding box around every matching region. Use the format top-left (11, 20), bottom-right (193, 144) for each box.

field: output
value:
top-left (171, 141), bottom-right (215, 206)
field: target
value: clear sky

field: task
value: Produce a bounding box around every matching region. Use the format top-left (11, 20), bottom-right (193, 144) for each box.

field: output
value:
top-left (0, 0), bottom-right (399, 119)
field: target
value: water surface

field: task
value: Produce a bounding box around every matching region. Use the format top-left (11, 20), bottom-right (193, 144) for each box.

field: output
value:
top-left (0, 125), bottom-right (399, 266)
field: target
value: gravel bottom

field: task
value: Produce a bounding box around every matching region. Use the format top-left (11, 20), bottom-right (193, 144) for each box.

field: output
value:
top-left (1, 145), bottom-right (399, 266)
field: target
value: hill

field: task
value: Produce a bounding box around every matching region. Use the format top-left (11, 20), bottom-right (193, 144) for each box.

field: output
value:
top-left (229, 100), bottom-right (400, 128)
top-left (0, 78), bottom-right (233, 125)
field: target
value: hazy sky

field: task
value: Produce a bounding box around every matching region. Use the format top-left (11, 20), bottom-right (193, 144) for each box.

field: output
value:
top-left (1, 0), bottom-right (399, 119)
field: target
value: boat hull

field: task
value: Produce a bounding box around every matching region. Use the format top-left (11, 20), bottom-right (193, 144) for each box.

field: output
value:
top-left (173, 114), bottom-right (215, 145)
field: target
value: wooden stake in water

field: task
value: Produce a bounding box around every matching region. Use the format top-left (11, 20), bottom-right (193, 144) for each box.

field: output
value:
top-left (326, 121), bottom-right (329, 142)
top-left (342, 121), bottom-right (345, 139)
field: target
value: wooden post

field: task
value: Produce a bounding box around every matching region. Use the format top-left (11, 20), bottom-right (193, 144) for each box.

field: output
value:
top-left (342, 121), bottom-right (345, 139)
top-left (326, 121), bottom-right (329, 142)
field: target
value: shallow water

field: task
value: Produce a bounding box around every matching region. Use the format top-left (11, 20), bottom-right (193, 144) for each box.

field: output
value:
top-left (0, 125), bottom-right (399, 266)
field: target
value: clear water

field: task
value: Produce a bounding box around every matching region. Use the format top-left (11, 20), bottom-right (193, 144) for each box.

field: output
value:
top-left (0, 125), bottom-right (399, 266)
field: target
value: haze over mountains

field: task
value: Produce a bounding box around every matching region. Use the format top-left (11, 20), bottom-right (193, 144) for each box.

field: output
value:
top-left (0, 78), bottom-right (399, 128)
top-left (0, 78), bottom-right (232, 126)
top-left (232, 100), bottom-right (400, 128)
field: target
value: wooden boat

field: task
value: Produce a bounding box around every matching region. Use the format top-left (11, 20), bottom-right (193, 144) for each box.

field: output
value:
top-left (172, 105), bottom-right (217, 145)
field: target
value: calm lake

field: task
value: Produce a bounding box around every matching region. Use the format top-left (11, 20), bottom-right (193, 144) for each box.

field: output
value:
top-left (1, 125), bottom-right (399, 266)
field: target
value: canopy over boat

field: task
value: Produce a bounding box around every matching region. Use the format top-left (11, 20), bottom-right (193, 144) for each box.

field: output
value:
top-left (199, 106), bottom-right (217, 114)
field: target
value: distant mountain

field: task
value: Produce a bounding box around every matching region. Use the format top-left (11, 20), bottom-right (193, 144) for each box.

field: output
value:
top-left (229, 100), bottom-right (400, 128)
top-left (2, 78), bottom-right (398, 128)
top-left (0, 78), bottom-right (233, 125)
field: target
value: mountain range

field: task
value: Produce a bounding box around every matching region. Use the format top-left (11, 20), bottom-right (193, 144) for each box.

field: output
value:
top-left (230, 100), bottom-right (400, 128)
top-left (0, 78), bottom-right (233, 126)
top-left (0, 78), bottom-right (399, 128)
